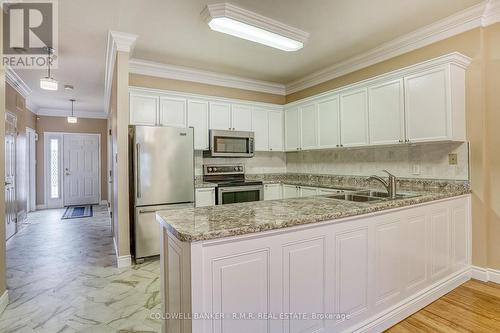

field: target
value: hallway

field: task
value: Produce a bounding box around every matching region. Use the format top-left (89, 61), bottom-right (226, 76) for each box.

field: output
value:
top-left (0, 206), bottom-right (161, 332)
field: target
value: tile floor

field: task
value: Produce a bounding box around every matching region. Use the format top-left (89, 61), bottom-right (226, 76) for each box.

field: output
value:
top-left (0, 205), bottom-right (162, 333)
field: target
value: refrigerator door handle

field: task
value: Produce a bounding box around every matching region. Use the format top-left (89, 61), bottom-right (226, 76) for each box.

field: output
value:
top-left (136, 143), bottom-right (141, 198)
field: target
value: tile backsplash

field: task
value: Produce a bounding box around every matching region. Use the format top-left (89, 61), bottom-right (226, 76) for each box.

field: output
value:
top-left (195, 142), bottom-right (469, 180)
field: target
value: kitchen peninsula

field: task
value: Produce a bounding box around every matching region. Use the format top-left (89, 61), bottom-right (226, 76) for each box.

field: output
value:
top-left (157, 180), bottom-right (471, 333)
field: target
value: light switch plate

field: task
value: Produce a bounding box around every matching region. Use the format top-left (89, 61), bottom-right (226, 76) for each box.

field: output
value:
top-left (448, 153), bottom-right (458, 165)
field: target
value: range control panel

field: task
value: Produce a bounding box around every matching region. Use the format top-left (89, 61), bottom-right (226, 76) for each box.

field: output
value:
top-left (203, 164), bottom-right (244, 175)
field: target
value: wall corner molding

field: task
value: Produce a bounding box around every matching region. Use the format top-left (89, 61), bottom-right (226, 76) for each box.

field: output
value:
top-left (6, 67), bottom-right (31, 98)
top-left (104, 30), bottom-right (139, 116)
top-left (128, 58), bottom-right (287, 96)
top-left (113, 237), bottom-right (132, 268)
top-left (285, 1), bottom-right (495, 94)
top-left (0, 290), bottom-right (8, 316)
top-left (471, 265), bottom-right (500, 284)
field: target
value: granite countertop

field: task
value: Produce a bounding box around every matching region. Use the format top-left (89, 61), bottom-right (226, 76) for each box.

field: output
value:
top-left (157, 187), bottom-right (470, 243)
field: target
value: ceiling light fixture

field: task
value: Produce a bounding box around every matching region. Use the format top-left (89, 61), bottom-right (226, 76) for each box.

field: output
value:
top-left (67, 99), bottom-right (77, 123)
top-left (201, 3), bottom-right (309, 52)
top-left (40, 47), bottom-right (58, 91)
top-left (64, 84), bottom-right (74, 91)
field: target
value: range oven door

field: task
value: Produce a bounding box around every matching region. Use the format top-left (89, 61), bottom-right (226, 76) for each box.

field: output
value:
top-left (217, 185), bottom-right (263, 205)
top-left (210, 130), bottom-right (254, 157)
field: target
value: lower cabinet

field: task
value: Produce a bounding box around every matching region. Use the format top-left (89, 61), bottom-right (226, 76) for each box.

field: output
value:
top-left (263, 184), bottom-right (282, 201)
top-left (283, 184), bottom-right (301, 199)
top-left (195, 188), bottom-right (215, 207)
top-left (300, 186), bottom-right (318, 197)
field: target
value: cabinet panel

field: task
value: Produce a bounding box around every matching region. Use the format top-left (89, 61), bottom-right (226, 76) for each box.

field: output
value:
top-left (405, 68), bottom-right (449, 142)
top-left (300, 186), bottom-right (318, 197)
top-left (252, 109), bottom-right (269, 151)
top-left (283, 184), bottom-right (300, 198)
top-left (368, 79), bottom-right (405, 145)
top-left (318, 97), bottom-right (340, 148)
top-left (430, 209), bottom-right (450, 279)
top-left (340, 88), bottom-right (369, 147)
top-left (264, 184), bottom-right (281, 201)
top-left (335, 228), bottom-right (369, 318)
top-left (268, 111), bottom-right (284, 151)
top-left (130, 93), bottom-right (158, 125)
top-left (195, 188), bottom-right (215, 207)
top-left (282, 238), bottom-right (326, 333)
top-left (187, 100), bottom-right (209, 150)
top-left (405, 213), bottom-right (427, 291)
top-left (159, 96), bottom-right (187, 127)
top-left (451, 205), bottom-right (467, 269)
top-left (300, 104), bottom-right (318, 150)
top-left (285, 107), bottom-right (300, 151)
top-left (232, 104), bottom-right (253, 131)
top-left (209, 102), bottom-right (231, 130)
top-left (212, 250), bottom-right (269, 333)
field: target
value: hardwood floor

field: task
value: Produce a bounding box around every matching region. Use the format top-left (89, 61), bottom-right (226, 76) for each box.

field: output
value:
top-left (386, 279), bottom-right (500, 333)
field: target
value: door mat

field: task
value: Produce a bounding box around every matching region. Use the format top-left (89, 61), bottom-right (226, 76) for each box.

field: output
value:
top-left (62, 205), bottom-right (93, 219)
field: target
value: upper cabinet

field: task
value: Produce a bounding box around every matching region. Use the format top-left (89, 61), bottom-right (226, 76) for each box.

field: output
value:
top-left (231, 104), bottom-right (253, 131)
top-left (251, 108), bottom-right (269, 151)
top-left (340, 87), bottom-right (369, 147)
top-left (209, 102), bottom-right (232, 130)
top-left (285, 107), bottom-right (300, 151)
top-left (268, 111), bottom-right (284, 151)
top-left (159, 96), bottom-right (187, 128)
top-left (130, 92), bottom-right (158, 125)
top-left (187, 100), bottom-right (209, 150)
top-left (368, 79), bottom-right (405, 145)
top-left (300, 103), bottom-right (318, 150)
top-left (317, 96), bottom-right (340, 149)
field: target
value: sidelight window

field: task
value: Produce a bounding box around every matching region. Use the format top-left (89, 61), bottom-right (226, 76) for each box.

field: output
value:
top-left (50, 138), bottom-right (59, 199)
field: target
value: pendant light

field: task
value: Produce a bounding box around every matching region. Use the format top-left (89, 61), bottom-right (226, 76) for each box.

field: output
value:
top-left (67, 99), bottom-right (77, 123)
top-left (40, 47), bottom-right (58, 91)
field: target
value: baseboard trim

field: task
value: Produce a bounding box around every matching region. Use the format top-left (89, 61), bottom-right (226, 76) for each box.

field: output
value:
top-left (471, 265), bottom-right (500, 283)
top-left (36, 204), bottom-right (46, 210)
top-left (113, 237), bottom-right (132, 268)
top-left (0, 290), bottom-right (9, 315)
top-left (352, 268), bottom-right (471, 333)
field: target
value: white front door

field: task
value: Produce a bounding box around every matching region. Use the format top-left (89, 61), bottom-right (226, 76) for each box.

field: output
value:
top-left (63, 134), bottom-right (100, 206)
top-left (5, 113), bottom-right (17, 240)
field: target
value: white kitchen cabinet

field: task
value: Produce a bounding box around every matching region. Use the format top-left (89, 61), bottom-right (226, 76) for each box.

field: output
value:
top-left (300, 186), bottom-right (318, 197)
top-left (195, 188), bottom-right (215, 207)
top-left (263, 183), bottom-right (282, 201)
top-left (231, 104), bottom-right (253, 131)
top-left (251, 109), bottom-right (269, 151)
top-left (368, 79), bottom-right (405, 145)
top-left (129, 93), bottom-right (158, 125)
top-left (268, 111), bottom-right (284, 151)
top-left (209, 102), bottom-right (232, 130)
top-left (404, 66), bottom-right (466, 143)
top-left (318, 188), bottom-right (344, 195)
top-left (282, 184), bottom-right (300, 198)
top-left (285, 107), bottom-right (300, 151)
top-left (340, 87), bottom-right (369, 147)
top-left (187, 100), bottom-right (209, 150)
top-left (317, 96), bottom-right (341, 149)
top-left (159, 96), bottom-right (187, 128)
top-left (300, 103), bottom-right (318, 150)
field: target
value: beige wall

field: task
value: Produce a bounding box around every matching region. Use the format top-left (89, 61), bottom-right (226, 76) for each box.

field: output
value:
top-left (285, 24), bottom-right (500, 270)
top-left (35, 116), bottom-right (108, 205)
top-left (129, 74), bottom-right (286, 105)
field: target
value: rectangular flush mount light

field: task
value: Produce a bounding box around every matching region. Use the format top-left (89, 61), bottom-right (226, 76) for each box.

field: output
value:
top-left (202, 3), bottom-right (309, 52)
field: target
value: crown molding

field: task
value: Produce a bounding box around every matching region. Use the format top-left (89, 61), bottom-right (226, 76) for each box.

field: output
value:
top-left (104, 30), bottom-right (139, 116)
top-left (129, 58), bottom-right (287, 95)
top-left (37, 108), bottom-right (108, 119)
top-left (285, 1), bottom-right (499, 94)
top-left (6, 67), bottom-right (31, 98)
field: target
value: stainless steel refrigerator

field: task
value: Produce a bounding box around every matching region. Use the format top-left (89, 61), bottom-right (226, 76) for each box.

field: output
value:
top-left (129, 125), bottom-right (194, 259)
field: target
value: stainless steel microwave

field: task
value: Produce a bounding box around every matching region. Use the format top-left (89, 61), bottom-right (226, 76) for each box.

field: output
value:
top-left (209, 130), bottom-right (255, 157)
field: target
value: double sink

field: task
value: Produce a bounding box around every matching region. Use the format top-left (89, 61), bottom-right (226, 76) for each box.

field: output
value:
top-left (325, 190), bottom-right (419, 203)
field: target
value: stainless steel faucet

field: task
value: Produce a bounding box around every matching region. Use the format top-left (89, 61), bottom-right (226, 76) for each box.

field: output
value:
top-left (369, 170), bottom-right (397, 199)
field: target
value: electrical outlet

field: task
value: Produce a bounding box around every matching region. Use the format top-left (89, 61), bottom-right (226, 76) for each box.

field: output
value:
top-left (448, 153), bottom-right (458, 165)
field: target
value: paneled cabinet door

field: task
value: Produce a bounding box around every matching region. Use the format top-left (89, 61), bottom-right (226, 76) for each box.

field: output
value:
top-left (300, 103), bottom-right (318, 150)
top-left (187, 100), bottom-right (209, 150)
top-left (268, 111), bottom-right (284, 151)
top-left (318, 96), bottom-right (340, 148)
top-left (195, 188), bottom-right (215, 207)
top-left (252, 109), bottom-right (269, 151)
top-left (159, 96), bottom-right (187, 128)
top-left (264, 184), bottom-right (282, 200)
top-left (340, 88), bottom-right (369, 147)
top-left (232, 104), bottom-right (252, 131)
top-left (285, 107), bottom-right (300, 151)
top-left (209, 102), bottom-right (231, 130)
top-left (129, 93), bottom-right (158, 125)
top-left (368, 79), bottom-right (405, 145)
top-left (404, 67), bottom-right (450, 143)
top-left (283, 184), bottom-right (300, 198)
top-left (300, 186), bottom-right (318, 197)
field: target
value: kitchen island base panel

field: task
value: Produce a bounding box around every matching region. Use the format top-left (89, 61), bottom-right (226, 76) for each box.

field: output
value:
top-left (159, 195), bottom-right (471, 333)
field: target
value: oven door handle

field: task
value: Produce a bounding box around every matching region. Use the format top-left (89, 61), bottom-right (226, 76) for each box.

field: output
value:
top-left (219, 185), bottom-right (263, 192)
